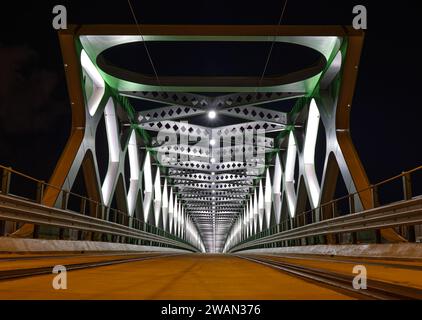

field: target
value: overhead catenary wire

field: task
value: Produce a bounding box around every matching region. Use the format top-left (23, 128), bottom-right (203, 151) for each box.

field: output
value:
top-left (127, 0), bottom-right (162, 88)
top-left (258, 0), bottom-right (289, 88)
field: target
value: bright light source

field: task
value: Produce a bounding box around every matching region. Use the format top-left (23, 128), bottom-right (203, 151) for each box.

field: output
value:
top-left (210, 157), bottom-right (216, 163)
top-left (210, 139), bottom-right (216, 146)
top-left (211, 172), bottom-right (215, 175)
top-left (208, 110), bottom-right (217, 119)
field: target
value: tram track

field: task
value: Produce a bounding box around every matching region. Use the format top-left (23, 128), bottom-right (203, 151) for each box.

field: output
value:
top-left (0, 252), bottom-right (182, 281)
top-left (249, 253), bottom-right (422, 272)
top-left (234, 254), bottom-right (422, 300)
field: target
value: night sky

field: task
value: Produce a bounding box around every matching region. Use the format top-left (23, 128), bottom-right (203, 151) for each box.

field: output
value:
top-left (0, 0), bottom-right (421, 192)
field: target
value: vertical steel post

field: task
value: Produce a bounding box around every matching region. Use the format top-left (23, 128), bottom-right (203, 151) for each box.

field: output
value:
top-left (331, 201), bottom-right (337, 218)
top-left (349, 195), bottom-right (357, 243)
top-left (58, 190), bottom-right (69, 240)
top-left (1, 167), bottom-right (11, 195)
top-left (33, 181), bottom-right (45, 239)
top-left (370, 185), bottom-right (379, 208)
top-left (80, 197), bottom-right (87, 215)
top-left (0, 167), bottom-right (12, 236)
top-left (402, 172), bottom-right (416, 242)
top-left (370, 185), bottom-right (382, 243)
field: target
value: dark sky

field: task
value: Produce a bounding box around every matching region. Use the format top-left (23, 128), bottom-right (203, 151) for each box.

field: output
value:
top-left (0, 0), bottom-right (421, 192)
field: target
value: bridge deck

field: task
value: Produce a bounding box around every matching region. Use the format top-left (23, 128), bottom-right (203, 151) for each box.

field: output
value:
top-left (0, 253), bottom-right (352, 299)
top-left (0, 253), bottom-right (421, 299)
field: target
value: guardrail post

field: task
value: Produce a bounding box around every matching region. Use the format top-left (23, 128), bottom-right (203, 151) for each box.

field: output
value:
top-left (370, 185), bottom-right (379, 208)
top-left (351, 231), bottom-right (357, 244)
top-left (348, 195), bottom-right (358, 243)
top-left (94, 202), bottom-right (99, 219)
top-left (402, 172), bottom-right (416, 242)
top-left (349, 195), bottom-right (355, 214)
top-left (402, 172), bottom-right (413, 200)
top-left (58, 191), bottom-right (69, 240)
top-left (61, 190), bottom-right (68, 209)
top-left (33, 181), bottom-right (45, 239)
top-left (375, 229), bottom-right (382, 244)
top-left (0, 167), bottom-right (12, 236)
top-left (36, 181), bottom-right (44, 204)
top-left (1, 167), bottom-right (11, 195)
top-left (0, 220), bottom-right (4, 236)
top-left (80, 197), bottom-right (87, 215)
top-left (331, 201), bottom-right (337, 218)
top-left (58, 228), bottom-right (65, 240)
top-left (370, 187), bottom-right (381, 243)
top-left (33, 225), bottom-right (40, 239)
top-left (101, 205), bottom-right (106, 220)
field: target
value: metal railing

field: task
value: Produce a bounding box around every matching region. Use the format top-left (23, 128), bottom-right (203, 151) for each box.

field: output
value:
top-left (0, 164), bottom-right (199, 252)
top-left (229, 165), bottom-right (422, 252)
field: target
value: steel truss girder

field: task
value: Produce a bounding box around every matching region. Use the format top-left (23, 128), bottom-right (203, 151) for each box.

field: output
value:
top-left (177, 190), bottom-right (252, 196)
top-left (211, 92), bottom-right (304, 109)
top-left (193, 217), bottom-right (240, 221)
top-left (213, 121), bottom-right (285, 136)
top-left (52, 25), bottom-right (375, 254)
top-left (173, 179), bottom-right (252, 187)
top-left (139, 120), bottom-right (210, 138)
top-left (182, 198), bottom-right (244, 203)
top-left (162, 160), bottom-right (266, 172)
top-left (184, 204), bottom-right (244, 209)
top-left (168, 173), bottom-right (253, 183)
top-left (181, 197), bottom-right (246, 203)
top-left (178, 188), bottom-right (249, 194)
top-left (219, 105), bottom-right (288, 125)
top-left (139, 120), bottom-right (282, 141)
top-left (223, 35), bottom-right (399, 252)
top-left (179, 194), bottom-right (247, 200)
top-left (121, 91), bottom-right (211, 108)
top-left (152, 144), bottom-right (274, 161)
top-left (138, 105), bottom-right (205, 123)
top-left (196, 224), bottom-right (236, 228)
top-left (177, 184), bottom-right (250, 191)
top-left (188, 211), bottom-right (240, 215)
top-left (185, 202), bottom-right (245, 206)
top-left (190, 216), bottom-right (240, 219)
top-left (168, 168), bottom-right (260, 178)
top-left (195, 221), bottom-right (236, 225)
top-left (123, 91), bottom-right (303, 109)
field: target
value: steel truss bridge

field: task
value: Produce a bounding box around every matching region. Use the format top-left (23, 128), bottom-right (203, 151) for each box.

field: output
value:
top-left (1, 25), bottom-right (421, 255)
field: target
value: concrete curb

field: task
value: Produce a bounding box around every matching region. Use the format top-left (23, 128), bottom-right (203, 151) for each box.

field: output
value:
top-left (237, 243), bottom-right (422, 260)
top-left (0, 237), bottom-right (190, 254)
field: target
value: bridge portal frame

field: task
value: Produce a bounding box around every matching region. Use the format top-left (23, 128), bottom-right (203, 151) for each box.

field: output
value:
top-left (18, 25), bottom-right (402, 248)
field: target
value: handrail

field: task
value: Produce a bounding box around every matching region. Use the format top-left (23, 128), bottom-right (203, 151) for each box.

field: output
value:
top-left (230, 198), bottom-right (422, 252)
top-left (228, 165), bottom-right (422, 251)
top-left (0, 164), bottom-right (102, 206)
top-left (0, 193), bottom-right (198, 252)
top-left (0, 164), bottom-right (199, 251)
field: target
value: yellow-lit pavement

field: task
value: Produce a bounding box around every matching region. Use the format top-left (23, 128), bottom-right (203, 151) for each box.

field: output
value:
top-left (251, 254), bottom-right (422, 290)
top-left (0, 254), bottom-right (353, 300)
